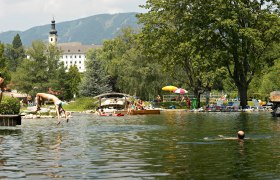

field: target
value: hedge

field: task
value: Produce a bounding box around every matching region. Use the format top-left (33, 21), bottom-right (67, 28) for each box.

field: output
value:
top-left (0, 96), bottom-right (21, 115)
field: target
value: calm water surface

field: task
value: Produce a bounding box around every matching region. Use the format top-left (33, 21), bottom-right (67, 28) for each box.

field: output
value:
top-left (0, 111), bottom-right (280, 179)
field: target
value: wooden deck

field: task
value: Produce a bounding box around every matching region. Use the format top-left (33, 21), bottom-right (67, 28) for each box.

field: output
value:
top-left (129, 109), bottom-right (160, 115)
top-left (0, 115), bottom-right (22, 126)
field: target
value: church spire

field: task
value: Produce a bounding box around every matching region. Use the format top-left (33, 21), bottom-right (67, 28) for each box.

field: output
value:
top-left (49, 18), bottom-right (57, 45)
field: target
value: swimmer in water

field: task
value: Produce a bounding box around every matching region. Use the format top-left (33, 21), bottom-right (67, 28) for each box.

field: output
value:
top-left (217, 130), bottom-right (246, 140)
top-left (237, 130), bottom-right (245, 139)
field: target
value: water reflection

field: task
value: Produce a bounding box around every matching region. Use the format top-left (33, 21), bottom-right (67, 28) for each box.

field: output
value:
top-left (0, 112), bottom-right (279, 178)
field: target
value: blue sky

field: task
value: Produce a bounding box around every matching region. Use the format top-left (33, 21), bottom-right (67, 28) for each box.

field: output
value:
top-left (0, 0), bottom-right (147, 32)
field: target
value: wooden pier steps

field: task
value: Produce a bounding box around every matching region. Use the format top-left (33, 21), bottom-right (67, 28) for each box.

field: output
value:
top-left (0, 115), bottom-right (22, 126)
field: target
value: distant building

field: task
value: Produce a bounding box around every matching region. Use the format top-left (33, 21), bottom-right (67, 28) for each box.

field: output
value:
top-left (48, 19), bottom-right (102, 72)
top-left (49, 18), bottom-right (58, 46)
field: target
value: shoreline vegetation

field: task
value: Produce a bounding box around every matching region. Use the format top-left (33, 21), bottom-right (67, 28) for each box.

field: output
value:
top-left (16, 97), bottom-right (273, 119)
top-left (0, 95), bottom-right (273, 119)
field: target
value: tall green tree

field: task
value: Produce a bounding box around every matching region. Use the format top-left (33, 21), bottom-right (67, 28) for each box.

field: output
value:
top-left (11, 41), bottom-right (66, 96)
top-left (79, 49), bottom-right (111, 97)
top-left (98, 27), bottom-right (169, 99)
top-left (5, 34), bottom-right (25, 71)
top-left (137, 1), bottom-right (225, 106)
top-left (139, 0), bottom-right (280, 108)
top-left (11, 59), bottom-right (37, 94)
top-left (65, 65), bottom-right (81, 99)
top-left (209, 1), bottom-right (280, 108)
top-left (259, 59), bottom-right (280, 95)
top-left (0, 43), bottom-right (11, 84)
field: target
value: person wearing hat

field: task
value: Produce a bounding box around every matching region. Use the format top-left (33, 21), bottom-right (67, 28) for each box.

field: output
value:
top-left (0, 73), bottom-right (4, 104)
top-left (36, 93), bottom-right (68, 123)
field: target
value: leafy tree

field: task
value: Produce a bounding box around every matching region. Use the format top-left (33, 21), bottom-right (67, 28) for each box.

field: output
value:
top-left (44, 44), bottom-right (69, 100)
top-left (11, 41), bottom-right (66, 97)
top-left (11, 59), bottom-right (38, 94)
top-left (259, 59), bottom-right (280, 96)
top-left (46, 44), bottom-right (62, 80)
top-left (98, 27), bottom-right (169, 99)
top-left (79, 49), bottom-right (111, 97)
top-left (210, 1), bottom-right (280, 108)
top-left (0, 43), bottom-right (11, 84)
top-left (248, 42), bottom-right (280, 99)
top-left (65, 65), bottom-right (81, 99)
top-left (139, 0), bottom-right (280, 108)
top-left (137, 1), bottom-right (225, 106)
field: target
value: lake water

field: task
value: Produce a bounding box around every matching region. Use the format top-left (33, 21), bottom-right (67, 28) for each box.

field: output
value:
top-left (0, 111), bottom-right (280, 179)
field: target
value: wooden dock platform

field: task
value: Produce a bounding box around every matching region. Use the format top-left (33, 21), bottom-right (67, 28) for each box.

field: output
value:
top-left (0, 115), bottom-right (22, 126)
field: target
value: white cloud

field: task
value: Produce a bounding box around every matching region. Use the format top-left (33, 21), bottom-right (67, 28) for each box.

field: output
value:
top-left (0, 0), bottom-right (147, 32)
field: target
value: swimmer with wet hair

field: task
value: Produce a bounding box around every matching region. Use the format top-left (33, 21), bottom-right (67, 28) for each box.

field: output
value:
top-left (237, 130), bottom-right (245, 139)
top-left (214, 130), bottom-right (246, 140)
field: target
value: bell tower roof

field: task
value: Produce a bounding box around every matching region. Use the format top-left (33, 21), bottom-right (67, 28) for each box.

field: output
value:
top-left (49, 18), bottom-right (58, 45)
top-left (49, 18), bottom-right (57, 35)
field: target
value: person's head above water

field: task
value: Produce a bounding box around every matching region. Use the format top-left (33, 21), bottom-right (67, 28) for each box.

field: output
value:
top-left (237, 130), bottom-right (245, 139)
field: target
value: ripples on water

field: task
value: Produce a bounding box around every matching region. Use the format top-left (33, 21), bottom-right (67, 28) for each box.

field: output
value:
top-left (0, 111), bottom-right (280, 179)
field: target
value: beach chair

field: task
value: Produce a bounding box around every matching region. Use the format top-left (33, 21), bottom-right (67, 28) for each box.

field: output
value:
top-left (226, 101), bottom-right (240, 111)
top-left (226, 102), bottom-right (234, 109)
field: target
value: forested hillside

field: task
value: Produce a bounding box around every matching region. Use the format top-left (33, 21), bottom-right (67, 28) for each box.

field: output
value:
top-left (0, 12), bottom-right (140, 46)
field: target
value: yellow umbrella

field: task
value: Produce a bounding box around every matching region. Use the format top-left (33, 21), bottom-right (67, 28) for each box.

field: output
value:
top-left (162, 86), bottom-right (178, 92)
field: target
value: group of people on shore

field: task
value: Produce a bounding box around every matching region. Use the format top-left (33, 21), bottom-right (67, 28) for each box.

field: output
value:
top-left (127, 99), bottom-right (145, 114)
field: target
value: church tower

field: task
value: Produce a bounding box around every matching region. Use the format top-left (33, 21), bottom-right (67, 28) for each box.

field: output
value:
top-left (49, 18), bottom-right (58, 45)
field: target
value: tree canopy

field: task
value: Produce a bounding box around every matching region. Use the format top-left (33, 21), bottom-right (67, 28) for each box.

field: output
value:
top-left (138, 0), bottom-right (280, 107)
top-left (11, 41), bottom-right (67, 97)
top-left (79, 49), bottom-right (111, 97)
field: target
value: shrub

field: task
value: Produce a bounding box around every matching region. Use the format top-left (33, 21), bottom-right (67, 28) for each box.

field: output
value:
top-left (64, 97), bottom-right (97, 111)
top-left (0, 96), bottom-right (21, 114)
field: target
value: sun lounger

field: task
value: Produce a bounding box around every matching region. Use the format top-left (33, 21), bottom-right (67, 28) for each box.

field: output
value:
top-left (226, 101), bottom-right (240, 111)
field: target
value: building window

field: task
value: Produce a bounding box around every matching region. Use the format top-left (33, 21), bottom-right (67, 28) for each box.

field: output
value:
top-left (79, 61), bottom-right (81, 64)
top-left (68, 50), bottom-right (70, 52)
top-left (79, 55), bottom-right (81, 58)
top-left (70, 56), bottom-right (72, 58)
top-left (75, 55), bottom-right (76, 58)
top-left (65, 55), bottom-right (68, 58)
top-left (78, 49), bottom-right (80, 52)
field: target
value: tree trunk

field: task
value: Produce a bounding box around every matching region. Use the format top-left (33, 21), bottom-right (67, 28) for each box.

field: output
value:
top-left (193, 89), bottom-right (201, 109)
top-left (237, 85), bottom-right (248, 109)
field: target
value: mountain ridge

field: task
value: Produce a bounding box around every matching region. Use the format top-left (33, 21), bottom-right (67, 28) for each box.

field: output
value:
top-left (0, 12), bottom-right (140, 46)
